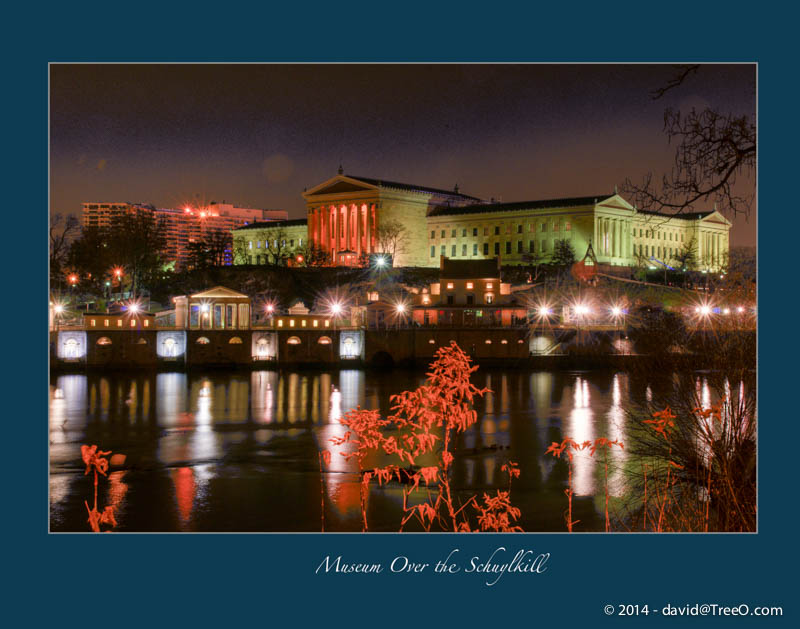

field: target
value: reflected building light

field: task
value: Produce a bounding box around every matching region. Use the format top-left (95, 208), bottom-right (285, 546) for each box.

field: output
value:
top-left (568, 377), bottom-right (594, 496)
top-left (170, 467), bottom-right (195, 527)
top-left (288, 373), bottom-right (299, 424)
top-left (483, 457), bottom-right (496, 486)
top-left (156, 373), bottom-right (188, 427)
top-left (464, 458), bottom-right (476, 487)
top-left (339, 370), bottom-right (363, 415)
top-left (329, 387), bottom-right (342, 423)
top-left (500, 374), bottom-right (509, 413)
top-left (107, 470), bottom-right (129, 519)
top-left (607, 374), bottom-right (628, 497)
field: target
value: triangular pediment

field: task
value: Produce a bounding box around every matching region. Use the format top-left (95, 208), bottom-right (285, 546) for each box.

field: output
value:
top-left (698, 210), bottom-right (732, 226)
top-left (190, 286), bottom-right (249, 299)
top-left (597, 194), bottom-right (635, 211)
top-left (303, 175), bottom-right (379, 198)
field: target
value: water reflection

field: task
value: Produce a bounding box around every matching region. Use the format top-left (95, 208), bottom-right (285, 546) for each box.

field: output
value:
top-left (567, 377), bottom-right (595, 496)
top-left (48, 367), bottom-right (750, 532)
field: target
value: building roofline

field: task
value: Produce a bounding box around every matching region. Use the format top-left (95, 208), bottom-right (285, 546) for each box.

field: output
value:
top-left (428, 194), bottom-right (615, 217)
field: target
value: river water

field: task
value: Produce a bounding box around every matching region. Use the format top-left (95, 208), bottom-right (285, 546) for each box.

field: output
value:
top-left (49, 366), bottom-right (727, 532)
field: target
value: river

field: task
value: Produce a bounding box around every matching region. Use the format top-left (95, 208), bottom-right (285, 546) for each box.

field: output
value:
top-left (49, 366), bottom-right (730, 532)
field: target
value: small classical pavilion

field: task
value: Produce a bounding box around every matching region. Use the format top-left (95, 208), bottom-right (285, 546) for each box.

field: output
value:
top-left (173, 286), bottom-right (251, 330)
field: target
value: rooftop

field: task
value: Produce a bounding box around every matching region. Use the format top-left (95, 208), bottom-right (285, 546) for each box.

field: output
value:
top-left (440, 257), bottom-right (501, 280)
top-left (347, 175), bottom-right (483, 202)
top-left (428, 194), bottom-right (614, 217)
top-left (233, 218), bottom-right (308, 230)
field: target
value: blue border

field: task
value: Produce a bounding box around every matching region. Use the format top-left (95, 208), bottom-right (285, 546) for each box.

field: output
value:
top-left (12, 3), bottom-right (795, 626)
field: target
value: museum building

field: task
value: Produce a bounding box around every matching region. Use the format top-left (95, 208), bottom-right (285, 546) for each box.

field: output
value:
top-left (233, 172), bottom-right (731, 271)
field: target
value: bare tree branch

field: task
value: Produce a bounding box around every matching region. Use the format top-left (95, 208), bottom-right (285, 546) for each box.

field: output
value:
top-left (650, 64), bottom-right (700, 100)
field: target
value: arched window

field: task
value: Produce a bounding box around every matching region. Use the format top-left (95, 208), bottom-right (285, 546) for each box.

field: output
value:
top-left (229, 337), bottom-right (243, 344)
top-left (137, 338), bottom-right (147, 344)
top-left (287, 336), bottom-right (301, 345)
top-left (485, 339), bottom-right (492, 344)
top-left (97, 337), bottom-right (112, 345)
top-left (196, 337), bottom-right (210, 344)
top-left (318, 336), bottom-right (332, 345)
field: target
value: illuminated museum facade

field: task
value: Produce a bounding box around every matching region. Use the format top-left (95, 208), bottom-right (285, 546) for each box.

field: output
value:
top-left (235, 173), bottom-right (731, 271)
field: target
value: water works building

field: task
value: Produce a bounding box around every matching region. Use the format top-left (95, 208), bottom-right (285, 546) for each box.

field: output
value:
top-left (233, 172), bottom-right (731, 271)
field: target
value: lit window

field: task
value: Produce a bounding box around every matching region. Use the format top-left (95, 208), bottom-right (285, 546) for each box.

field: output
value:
top-left (486, 283), bottom-right (493, 290)
top-left (501, 339), bottom-right (508, 344)
top-left (248, 241), bottom-right (253, 249)
top-left (277, 320), bottom-right (283, 327)
top-left (131, 320), bottom-right (137, 327)
top-left (301, 320), bottom-right (307, 327)
top-left (324, 320), bottom-right (330, 327)
top-left (196, 337), bottom-right (210, 344)
top-left (318, 336), bottom-right (332, 345)
top-left (143, 320), bottom-right (149, 327)
top-left (486, 294), bottom-right (494, 305)
top-left (137, 338), bottom-right (147, 344)
top-left (117, 320), bottom-right (122, 327)
top-left (466, 282), bottom-right (473, 289)
top-left (313, 320), bottom-right (318, 327)
top-left (287, 336), bottom-right (301, 345)
top-left (485, 339), bottom-right (492, 345)
top-left (90, 319), bottom-right (96, 327)
top-left (97, 337), bottom-right (112, 345)
top-left (104, 319), bottom-right (109, 327)
top-left (229, 337), bottom-right (243, 344)
top-left (289, 319), bottom-right (295, 327)
top-left (428, 339), bottom-right (435, 344)
top-left (447, 282), bottom-right (454, 290)
top-left (422, 296), bottom-right (430, 304)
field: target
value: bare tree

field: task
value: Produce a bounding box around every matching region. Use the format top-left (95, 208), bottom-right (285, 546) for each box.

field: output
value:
top-left (674, 236), bottom-right (698, 271)
top-left (375, 219), bottom-right (409, 261)
top-left (296, 239), bottom-right (331, 267)
top-left (50, 213), bottom-right (80, 283)
top-left (623, 65), bottom-right (755, 218)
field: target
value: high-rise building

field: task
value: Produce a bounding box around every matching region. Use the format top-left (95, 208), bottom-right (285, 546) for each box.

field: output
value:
top-left (82, 201), bottom-right (288, 268)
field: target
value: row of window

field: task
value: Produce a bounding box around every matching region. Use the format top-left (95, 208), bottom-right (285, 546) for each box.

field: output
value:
top-left (95, 336), bottom-right (247, 346)
top-left (427, 338), bottom-right (523, 345)
top-left (276, 319), bottom-right (331, 328)
top-left (432, 222), bottom-right (571, 240)
top-left (247, 238), bottom-right (302, 249)
top-left (634, 228), bottom-right (685, 243)
top-left (430, 238), bottom-right (565, 258)
top-left (89, 318), bottom-right (150, 328)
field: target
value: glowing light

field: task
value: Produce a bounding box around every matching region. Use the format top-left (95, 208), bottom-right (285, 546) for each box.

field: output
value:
top-left (737, 306), bottom-right (745, 314)
top-left (295, 254), bottom-right (304, 263)
top-left (330, 302), bottom-right (343, 316)
top-left (722, 308), bottom-right (730, 315)
top-left (610, 306), bottom-right (622, 317)
top-left (574, 304), bottom-right (590, 316)
top-left (700, 305), bottom-right (711, 316)
top-left (265, 304), bottom-right (274, 314)
top-left (395, 303), bottom-right (406, 314)
top-left (68, 274), bottom-right (78, 285)
top-left (200, 304), bottom-right (210, 313)
top-left (184, 207), bottom-right (192, 213)
top-left (538, 306), bottom-right (551, 317)
top-left (128, 303), bottom-right (139, 314)
top-left (54, 304), bottom-right (64, 314)
top-left (375, 256), bottom-right (386, 267)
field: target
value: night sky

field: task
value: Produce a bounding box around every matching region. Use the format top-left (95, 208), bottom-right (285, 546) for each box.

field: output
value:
top-left (50, 64), bottom-right (756, 246)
